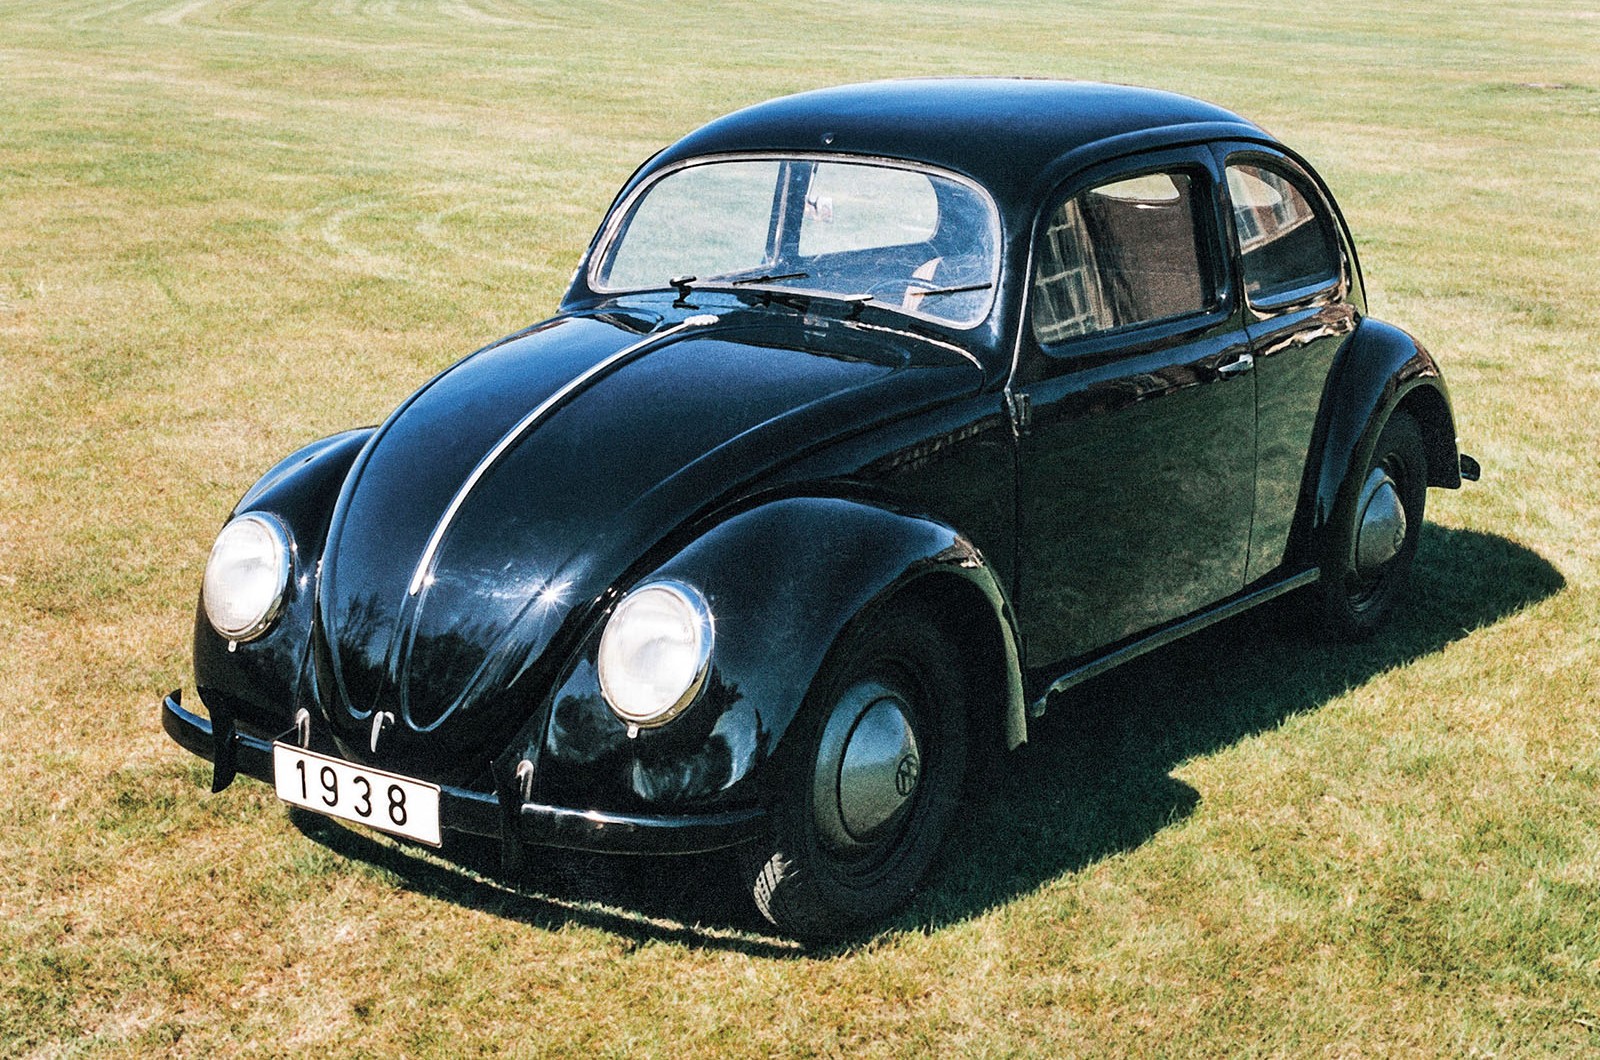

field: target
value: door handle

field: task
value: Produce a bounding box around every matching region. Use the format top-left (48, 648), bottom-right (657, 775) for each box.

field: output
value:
top-left (1217, 353), bottom-right (1255, 377)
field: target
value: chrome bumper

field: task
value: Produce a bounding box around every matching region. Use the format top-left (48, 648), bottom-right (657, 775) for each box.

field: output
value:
top-left (160, 690), bottom-right (765, 855)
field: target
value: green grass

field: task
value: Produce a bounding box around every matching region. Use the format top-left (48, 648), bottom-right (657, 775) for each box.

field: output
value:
top-left (2, 0), bottom-right (1598, 1054)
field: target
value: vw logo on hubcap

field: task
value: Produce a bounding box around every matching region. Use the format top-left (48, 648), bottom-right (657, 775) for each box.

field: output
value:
top-left (894, 752), bottom-right (920, 797)
top-left (816, 683), bottom-right (923, 849)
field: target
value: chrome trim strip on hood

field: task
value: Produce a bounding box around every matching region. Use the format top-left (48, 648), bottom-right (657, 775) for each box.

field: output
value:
top-left (406, 314), bottom-right (721, 596)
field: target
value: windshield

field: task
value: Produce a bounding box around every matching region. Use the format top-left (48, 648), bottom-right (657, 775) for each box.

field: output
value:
top-left (592, 157), bottom-right (1000, 327)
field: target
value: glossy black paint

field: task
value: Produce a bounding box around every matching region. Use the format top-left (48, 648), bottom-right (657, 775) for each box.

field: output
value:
top-left (1305, 320), bottom-right (1460, 538)
top-left (1217, 140), bottom-right (1367, 583)
top-left (193, 428), bottom-right (371, 750)
top-left (523, 498), bottom-right (1023, 815)
top-left (172, 79), bottom-right (1468, 862)
top-left (1012, 143), bottom-right (1255, 667)
top-left (201, 303), bottom-right (989, 789)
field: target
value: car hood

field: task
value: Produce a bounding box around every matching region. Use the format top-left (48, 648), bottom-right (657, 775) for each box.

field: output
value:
top-left (312, 307), bottom-right (982, 779)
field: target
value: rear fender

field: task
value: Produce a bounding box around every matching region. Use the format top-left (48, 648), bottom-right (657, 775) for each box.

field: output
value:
top-left (1295, 319), bottom-right (1460, 562)
top-left (522, 497), bottom-right (1025, 814)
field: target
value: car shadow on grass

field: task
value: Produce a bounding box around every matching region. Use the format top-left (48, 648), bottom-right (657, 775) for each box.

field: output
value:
top-left (915, 523), bottom-right (1563, 933)
top-left (289, 805), bottom-right (800, 954)
top-left (291, 525), bottom-right (1561, 955)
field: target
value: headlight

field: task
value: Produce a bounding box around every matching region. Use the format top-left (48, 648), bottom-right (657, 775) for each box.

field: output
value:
top-left (597, 581), bottom-right (713, 728)
top-left (202, 513), bottom-right (292, 643)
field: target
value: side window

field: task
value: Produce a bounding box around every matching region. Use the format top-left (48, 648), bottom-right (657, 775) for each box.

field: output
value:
top-left (1032, 171), bottom-right (1213, 344)
top-left (1226, 162), bottom-right (1342, 302)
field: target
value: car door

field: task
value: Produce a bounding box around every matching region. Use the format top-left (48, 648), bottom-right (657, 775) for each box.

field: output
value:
top-left (1213, 146), bottom-right (1361, 581)
top-left (1013, 149), bottom-right (1256, 670)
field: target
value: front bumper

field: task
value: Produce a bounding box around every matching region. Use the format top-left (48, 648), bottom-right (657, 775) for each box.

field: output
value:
top-left (161, 690), bottom-right (765, 856)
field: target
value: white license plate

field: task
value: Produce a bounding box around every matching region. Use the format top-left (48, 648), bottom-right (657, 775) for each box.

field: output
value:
top-left (272, 743), bottom-right (442, 847)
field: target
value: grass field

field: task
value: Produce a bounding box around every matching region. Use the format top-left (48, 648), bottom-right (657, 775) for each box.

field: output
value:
top-left (3, 0), bottom-right (1599, 1054)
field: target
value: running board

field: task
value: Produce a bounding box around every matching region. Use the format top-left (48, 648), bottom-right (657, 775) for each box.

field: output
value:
top-left (1029, 568), bottom-right (1321, 718)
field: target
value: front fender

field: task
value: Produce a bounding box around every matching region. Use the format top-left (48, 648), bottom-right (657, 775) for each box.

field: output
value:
top-left (1298, 319), bottom-right (1461, 560)
top-left (193, 428), bottom-right (374, 743)
top-left (519, 497), bottom-right (1024, 815)
top-left (231, 428), bottom-right (375, 522)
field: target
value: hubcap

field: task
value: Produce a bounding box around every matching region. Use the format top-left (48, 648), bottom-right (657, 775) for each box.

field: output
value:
top-left (814, 681), bottom-right (921, 853)
top-left (1354, 467), bottom-right (1407, 576)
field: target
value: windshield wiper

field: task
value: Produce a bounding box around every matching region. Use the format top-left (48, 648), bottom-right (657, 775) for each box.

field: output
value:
top-left (670, 271), bottom-right (811, 306)
top-left (746, 286), bottom-right (872, 318)
top-left (910, 281), bottom-right (993, 299)
top-left (730, 271), bottom-right (809, 286)
top-left (669, 274), bottom-right (698, 303)
top-left (669, 272), bottom-right (988, 322)
top-left (669, 271), bottom-right (809, 297)
top-left (672, 272), bottom-right (873, 316)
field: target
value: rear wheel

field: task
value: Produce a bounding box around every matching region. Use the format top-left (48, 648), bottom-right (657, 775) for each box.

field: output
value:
top-left (743, 608), bottom-right (966, 942)
top-left (1315, 410), bottom-right (1427, 639)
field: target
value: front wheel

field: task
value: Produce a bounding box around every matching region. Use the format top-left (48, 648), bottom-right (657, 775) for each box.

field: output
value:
top-left (742, 608), bottom-right (966, 942)
top-left (1315, 410), bottom-right (1427, 639)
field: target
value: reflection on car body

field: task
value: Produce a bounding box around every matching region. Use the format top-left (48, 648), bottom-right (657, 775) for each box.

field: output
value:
top-left (163, 79), bottom-right (1476, 942)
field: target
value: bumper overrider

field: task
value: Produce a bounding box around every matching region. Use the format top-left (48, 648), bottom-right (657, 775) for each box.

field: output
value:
top-left (161, 690), bottom-right (766, 857)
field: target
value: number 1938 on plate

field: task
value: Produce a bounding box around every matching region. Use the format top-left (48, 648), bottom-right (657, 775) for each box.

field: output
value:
top-left (272, 744), bottom-right (442, 847)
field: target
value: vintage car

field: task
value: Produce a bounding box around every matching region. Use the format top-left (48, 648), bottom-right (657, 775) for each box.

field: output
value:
top-left (163, 78), bottom-right (1477, 941)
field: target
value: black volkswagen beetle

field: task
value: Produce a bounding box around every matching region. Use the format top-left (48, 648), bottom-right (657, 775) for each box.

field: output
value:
top-left (163, 79), bottom-right (1477, 941)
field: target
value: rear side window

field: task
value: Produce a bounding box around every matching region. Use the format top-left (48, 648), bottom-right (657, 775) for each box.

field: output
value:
top-left (1032, 171), bottom-right (1214, 344)
top-left (1226, 163), bottom-right (1342, 303)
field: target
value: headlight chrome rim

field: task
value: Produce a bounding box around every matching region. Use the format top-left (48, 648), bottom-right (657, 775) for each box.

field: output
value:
top-left (202, 512), bottom-right (293, 644)
top-left (597, 580), bottom-right (714, 729)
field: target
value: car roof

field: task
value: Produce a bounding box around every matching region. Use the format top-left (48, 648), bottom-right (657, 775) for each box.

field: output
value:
top-left (649, 78), bottom-right (1270, 204)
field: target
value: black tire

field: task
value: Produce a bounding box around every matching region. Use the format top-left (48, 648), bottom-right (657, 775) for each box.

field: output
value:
top-left (1315, 410), bottom-right (1427, 639)
top-left (742, 607), bottom-right (967, 942)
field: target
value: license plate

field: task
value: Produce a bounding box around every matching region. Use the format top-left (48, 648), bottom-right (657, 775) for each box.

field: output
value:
top-left (272, 743), bottom-right (442, 847)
